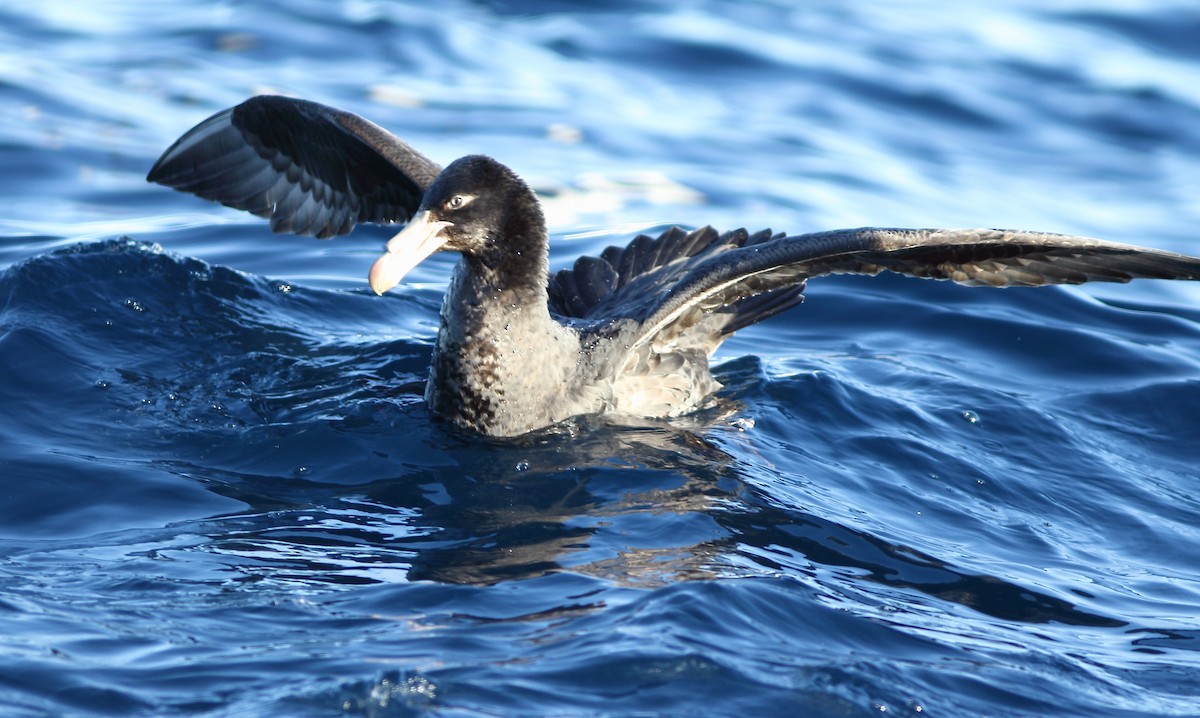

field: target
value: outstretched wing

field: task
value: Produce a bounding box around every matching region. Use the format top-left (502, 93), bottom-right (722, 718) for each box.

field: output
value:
top-left (147, 95), bottom-right (442, 238)
top-left (573, 227), bottom-right (1200, 355)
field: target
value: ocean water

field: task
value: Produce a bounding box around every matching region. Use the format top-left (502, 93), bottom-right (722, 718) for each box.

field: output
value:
top-left (2, 1), bottom-right (1200, 715)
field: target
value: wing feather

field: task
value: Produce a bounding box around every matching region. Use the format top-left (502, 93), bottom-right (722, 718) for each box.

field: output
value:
top-left (631, 227), bottom-right (1200, 351)
top-left (549, 226), bottom-right (779, 320)
top-left (552, 226), bottom-right (1200, 360)
top-left (147, 95), bottom-right (442, 239)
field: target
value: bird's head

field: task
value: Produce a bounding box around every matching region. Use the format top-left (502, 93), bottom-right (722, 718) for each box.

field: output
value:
top-left (369, 155), bottom-right (539, 294)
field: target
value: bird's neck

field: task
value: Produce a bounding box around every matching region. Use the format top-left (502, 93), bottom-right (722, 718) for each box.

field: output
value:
top-left (443, 226), bottom-right (553, 351)
top-left (460, 233), bottom-right (550, 310)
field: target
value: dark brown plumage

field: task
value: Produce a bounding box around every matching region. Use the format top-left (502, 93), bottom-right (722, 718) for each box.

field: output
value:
top-left (149, 95), bottom-right (1200, 436)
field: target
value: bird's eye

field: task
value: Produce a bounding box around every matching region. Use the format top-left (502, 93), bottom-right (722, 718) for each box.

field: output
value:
top-left (445, 194), bottom-right (471, 211)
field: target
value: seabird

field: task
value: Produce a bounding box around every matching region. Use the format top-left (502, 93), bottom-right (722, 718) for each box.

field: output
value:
top-left (148, 95), bottom-right (1200, 437)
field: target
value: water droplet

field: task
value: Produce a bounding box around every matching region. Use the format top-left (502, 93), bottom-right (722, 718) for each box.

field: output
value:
top-left (515, 460), bottom-right (530, 472)
top-left (960, 410), bottom-right (979, 424)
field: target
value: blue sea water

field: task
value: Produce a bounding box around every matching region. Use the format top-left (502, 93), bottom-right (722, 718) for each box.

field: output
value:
top-left (2, 0), bottom-right (1200, 715)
